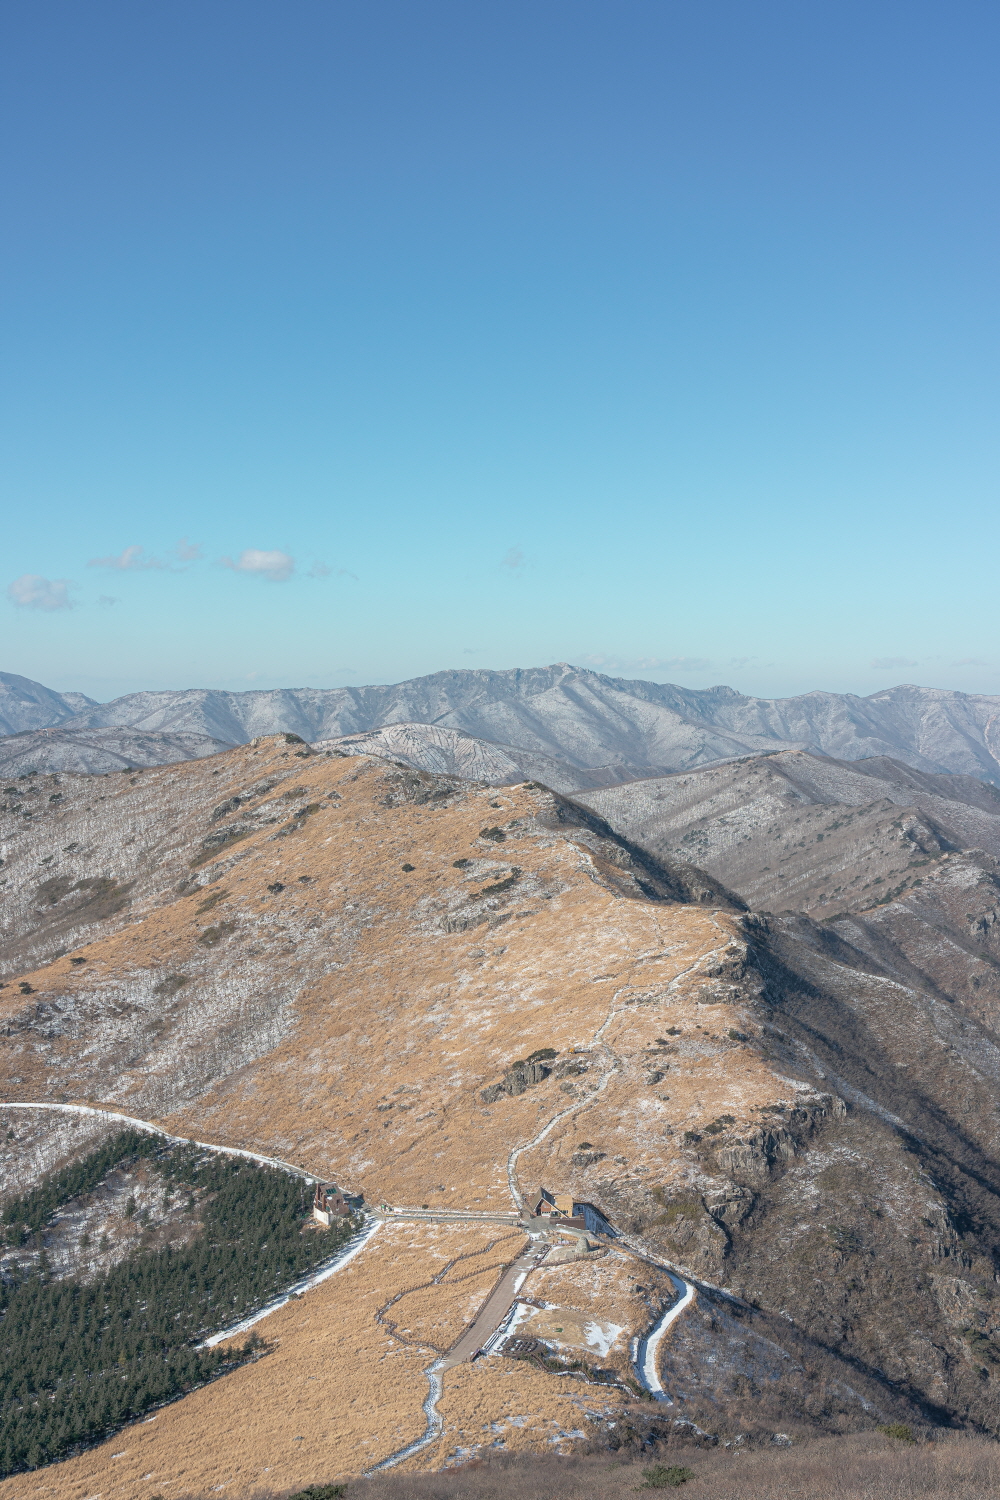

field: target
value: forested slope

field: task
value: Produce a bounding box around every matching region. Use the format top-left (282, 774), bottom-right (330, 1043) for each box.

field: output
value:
top-left (0, 1131), bottom-right (354, 1476)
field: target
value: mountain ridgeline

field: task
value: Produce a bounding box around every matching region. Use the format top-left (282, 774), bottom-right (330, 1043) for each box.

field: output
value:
top-left (4, 664), bottom-right (1000, 782)
top-left (6, 672), bottom-right (1000, 1489)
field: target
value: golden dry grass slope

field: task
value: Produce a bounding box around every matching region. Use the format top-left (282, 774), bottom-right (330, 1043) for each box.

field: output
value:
top-left (0, 740), bottom-right (883, 1497)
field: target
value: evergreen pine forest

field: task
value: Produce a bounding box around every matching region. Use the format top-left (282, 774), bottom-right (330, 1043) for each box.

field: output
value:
top-left (0, 1132), bottom-right (357, 1477)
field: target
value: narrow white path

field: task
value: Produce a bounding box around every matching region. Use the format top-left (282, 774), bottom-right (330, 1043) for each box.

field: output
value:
top-left (4, 1100), bottom-right (386, 1346)
top-left (496, 931), bottom-right (721, 1402)
top-left (662, 937), bottom-right (735, 1000)
top-left (505, 929), bottom-right (731, 1211)
top-left (635, 1273), bottom-right (697, 1401)
top-left (505, 1068), bottom-right (617, 1211)
top-left (0, 1100), bottom-right (317, 1180)
top-left (505, 988), bottom-right (625, 1211)
top-left (366, 1357), bottom-right (447, 1473)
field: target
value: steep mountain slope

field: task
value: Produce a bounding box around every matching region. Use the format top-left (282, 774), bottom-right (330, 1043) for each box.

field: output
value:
top-left (575, 751), bottom-right (1000, 918)
top-left (5, 742), bottom-right (1000, 1496)
top-left (0, 726), bottom-right (233, 776)
top-left (577, 749), bottom-right (1000, 1034)
top-left (569, 752), bottom-right (1000, 1434)
top-left (0, 673), bottom-right (97, 736)
top-left (10, 663), bottom-right (1000, 779)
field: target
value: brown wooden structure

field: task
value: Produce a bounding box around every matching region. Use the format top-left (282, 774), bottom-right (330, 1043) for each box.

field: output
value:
top-left (312, 1183), bottom-right (363, 1226)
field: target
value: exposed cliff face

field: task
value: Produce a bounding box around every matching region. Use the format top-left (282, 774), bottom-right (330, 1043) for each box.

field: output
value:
top-left (4, 738), bottom-right (1000, 1495)
top-left (709, 904), bottom-right (1000, 1432)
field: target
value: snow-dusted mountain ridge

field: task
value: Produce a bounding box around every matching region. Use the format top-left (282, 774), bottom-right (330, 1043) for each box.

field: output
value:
top-left (0, 672), bottom-right (99, 736)
top-left (4, 663), bottom-right (1000, 781)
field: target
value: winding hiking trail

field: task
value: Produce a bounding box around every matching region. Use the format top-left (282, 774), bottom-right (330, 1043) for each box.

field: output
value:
top-left (373, 939), bottom-right (717, 1465)
top-left (497, 927), bottom-right (710, 1402)
top-left (4, 1096), bottom-right (702, 1464)
top-left (370, 969), bottom-right (708, 1472)
top-left (366, 1359), bottom-right (448, 1473)
top-left (635, 1273), bottom-right (697, 1399)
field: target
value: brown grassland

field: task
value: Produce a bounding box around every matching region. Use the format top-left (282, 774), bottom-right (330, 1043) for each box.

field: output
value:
top-left (304, 1430), bottom-right (1000, 1500)
top-left (0, 740), bottom-right (949, 1496)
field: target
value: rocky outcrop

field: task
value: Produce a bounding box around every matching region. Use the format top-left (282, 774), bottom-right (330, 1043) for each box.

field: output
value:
top-left (481, 1056), bottom-right (554, 1103)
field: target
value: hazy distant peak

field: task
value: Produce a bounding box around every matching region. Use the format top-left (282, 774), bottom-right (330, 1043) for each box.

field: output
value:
top-left (58, 691), bottom-right (101, 711)
top-left (4, 664), bottom-right (1000, 784)
top-left (0, 671), bottom-right (91, 736)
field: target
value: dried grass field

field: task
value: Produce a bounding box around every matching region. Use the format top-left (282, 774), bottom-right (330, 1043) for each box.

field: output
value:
top-left (283, 1430), bottom-right (1000, 1500)
top-left (5, 740), bottom-right (1000, 1489)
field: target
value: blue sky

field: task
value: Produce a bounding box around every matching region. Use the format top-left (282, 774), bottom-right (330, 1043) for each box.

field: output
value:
top-left (2, 1), bottom-right (998, 703)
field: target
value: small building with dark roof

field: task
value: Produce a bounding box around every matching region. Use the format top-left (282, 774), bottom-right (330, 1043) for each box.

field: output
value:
top-left (528, 1187), bottom-right (615, 1238)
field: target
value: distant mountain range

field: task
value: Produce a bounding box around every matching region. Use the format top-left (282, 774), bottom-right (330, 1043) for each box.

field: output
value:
top-left (4, 663), bottom-right (1000, 782)
top-left (0, 672), bottom-right (99, 735)
top-left (0, 726), bottom-right (234, 777)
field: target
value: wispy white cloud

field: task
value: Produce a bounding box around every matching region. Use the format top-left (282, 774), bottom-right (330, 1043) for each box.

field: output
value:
top-left (88, 544), bottom-right (165, 571)
top-left (7, 574), bottom-right (74, 610)
top-left (98, 595), bottom-right (119, 608)
top-left (220, 548), bottom-right (295, 582)
top-left (87, 539), bottom-right (202, 573)
top-left (501, 546), bottom-right (525, 571)
top-left (871, 656), bottom-right (918, 669)
top-left (952, 657), bottom-right (989, 667)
